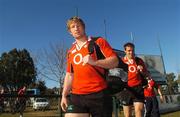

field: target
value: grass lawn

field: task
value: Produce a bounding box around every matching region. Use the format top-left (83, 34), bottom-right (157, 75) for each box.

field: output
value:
top-left (0, 110), bottom-right (180, 117)
top-left (117, 111), bottom-right (180, 117)
top-left (0, 106), bottom-right (61, 117)
top-left (161, 111), bottom-right (180, 117)
top-left (0, 110), bottom-right (60, 117)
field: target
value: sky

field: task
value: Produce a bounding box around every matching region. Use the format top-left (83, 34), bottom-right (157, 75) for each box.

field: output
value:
top-left (0, 0), bottom-right (180, 88)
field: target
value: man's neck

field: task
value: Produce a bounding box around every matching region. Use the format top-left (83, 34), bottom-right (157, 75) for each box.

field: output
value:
top-left (75, 35), bottom-right (88, 47)
top-left (126, 55), bottom-right (135, 60)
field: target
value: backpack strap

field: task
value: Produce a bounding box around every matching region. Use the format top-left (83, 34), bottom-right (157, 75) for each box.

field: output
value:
top-left (135, 57), bottom-right (144, 75)
top-left (88, 37), bottom-right (106, 79)
top-left (135, 57), bottom-right (140, 65)
top-left (135, 57), bottom-right (148, 76)
top-left (135, 57), bottom-right (149, 87)
top-left (118, 57), bottom-right (128, 72)
top-left (88, 37), bottom-right (105, 60)
top-left (88, 37), bottom-right (98, 54)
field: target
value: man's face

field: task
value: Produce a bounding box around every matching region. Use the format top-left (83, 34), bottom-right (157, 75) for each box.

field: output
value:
top-left (69, 22), bottom-right (85, 39)
top-left (125, 46), bottom-right (134, 59)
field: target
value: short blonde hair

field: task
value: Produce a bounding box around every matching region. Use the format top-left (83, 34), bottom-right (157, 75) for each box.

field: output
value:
top-left (66, 16), bottom-right (85, 31)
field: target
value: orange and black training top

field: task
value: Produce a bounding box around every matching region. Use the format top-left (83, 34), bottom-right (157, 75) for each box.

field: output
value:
top-left (66, 37), bottom-right (116, 94)
top-left (144, 79), bottom-right (159, 97)
top-left (122, 56), bottom-right (147, 87)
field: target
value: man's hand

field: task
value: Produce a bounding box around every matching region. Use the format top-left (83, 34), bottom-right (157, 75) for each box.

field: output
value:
top-left (82, 54), bottom-right (96, 66)
top-left (160, 95), bottom-right (164, 103)
top-left (60, 96), bottom-right (68, 112)
top-left (137, 65), bottom-right (143, 72)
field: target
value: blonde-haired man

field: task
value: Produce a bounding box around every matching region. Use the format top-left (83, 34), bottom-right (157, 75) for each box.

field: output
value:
top-left (60, 16), bottom-right (118, 117)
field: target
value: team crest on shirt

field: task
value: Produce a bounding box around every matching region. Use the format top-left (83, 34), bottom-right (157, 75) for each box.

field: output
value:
top-left (73, 53), bottom-right (83, 65)
top-left (129, 66), bottom-right (136, 73)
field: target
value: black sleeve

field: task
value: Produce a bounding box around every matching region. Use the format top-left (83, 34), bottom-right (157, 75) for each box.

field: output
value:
top-left (70, 64), bottom-right (74, 73)
top-left (118, 57), bottom-right (128, 72)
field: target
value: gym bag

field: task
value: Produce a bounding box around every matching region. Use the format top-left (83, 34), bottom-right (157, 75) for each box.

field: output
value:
top-left (88, 37), bottom-right (128, 95)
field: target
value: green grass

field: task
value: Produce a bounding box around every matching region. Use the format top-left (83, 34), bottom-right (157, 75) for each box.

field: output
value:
top-left (0, 106), bottom-right (61, 117)
top-left (0, 110), bottom-right (60, 117)
top-left (161, 111), bottom-right (180, 117)
top-left (0, 110), bottom-right (180, 117)
top-left (114, 111), bottom-right (180, 117)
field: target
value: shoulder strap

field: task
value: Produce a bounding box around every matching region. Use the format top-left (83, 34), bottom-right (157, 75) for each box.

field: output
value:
top-left (88, 37), bottom-right (106, 79)
top-left (88, 37), bottom-right (105, 60)
top-left (135, 57), bottom-right (146, 77)
top-left (135, 57), bottom-right (150, 82)
top-left (88, 37), bottom-right (99, 54)
top-left (118, 57), bottom-right (128, 72)
top-left (135, 57), bottom-right (141, 65)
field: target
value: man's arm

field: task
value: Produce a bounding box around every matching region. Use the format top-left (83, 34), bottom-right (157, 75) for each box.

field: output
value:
top-left (157, 86), bottom-right (164, 103)
top-left (83, 55), bottom-right (118, 69)
top-left (83, 37), bottom-right (119, 69)
top-left (94, 56), bottom-right (119, 69)
top-left (62, 73), bottom-right (73, 97)
top-left (61, 72), bottom-right (73, 111)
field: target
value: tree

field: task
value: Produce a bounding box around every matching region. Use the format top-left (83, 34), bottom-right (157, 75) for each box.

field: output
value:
top-left (177, 73), bottom-right (180, 85)
top-left (35, 80), bottom-right (47, 94)
top-left (28, 79), bottom-right (47, 94)
top-left (166, 73), bottom-right (179, 94)
top-left (35, 42), bottom-right (67, 90)
top-left (0, 48), bottom-right (37, 90)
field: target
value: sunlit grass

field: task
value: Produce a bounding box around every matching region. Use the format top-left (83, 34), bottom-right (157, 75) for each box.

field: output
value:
top-left (0, 109), bottom-right (179, 117)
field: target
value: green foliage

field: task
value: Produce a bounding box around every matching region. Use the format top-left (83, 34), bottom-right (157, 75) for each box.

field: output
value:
top-left (28, 79), bottom-right (47, 94)
top-left (0, 48), bottom-right (37, 90)
top-left (36, 80), bottom-right (47, 94)
top-left (166, 73), bottom-right (179, 94)
top-left (177, 73), bottom-right (180, 85)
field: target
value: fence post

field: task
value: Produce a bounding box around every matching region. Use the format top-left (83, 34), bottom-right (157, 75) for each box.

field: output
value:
top-left (112, 96), bottom-right (118, 117)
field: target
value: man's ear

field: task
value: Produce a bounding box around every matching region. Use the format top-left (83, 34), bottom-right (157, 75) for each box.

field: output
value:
top-left (69, 31), bottom-right (72, 35)
top-left (133, 49), bottom-right (135, 55)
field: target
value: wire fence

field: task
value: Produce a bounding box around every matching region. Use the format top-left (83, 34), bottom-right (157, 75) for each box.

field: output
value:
top-left (1, 94), bottom-right (179, 117)
top-left (0, 94), bottom-right (123, 117)
top-left (0, 94), bottom-right (64, 117)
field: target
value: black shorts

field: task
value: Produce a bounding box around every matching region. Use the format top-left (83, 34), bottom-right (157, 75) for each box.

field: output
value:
top-left (116, 85), bottom-right (144, 106)
top-left (66, 89), bottom-right (112, 117)
top-left (145, 96), bottom-right (160, 117)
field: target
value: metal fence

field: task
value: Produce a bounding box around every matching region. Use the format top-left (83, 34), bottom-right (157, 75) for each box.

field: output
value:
top-left (0, 94), bottom-right (122, 117)
top-left (0, 94), bottom-right (63, 117)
